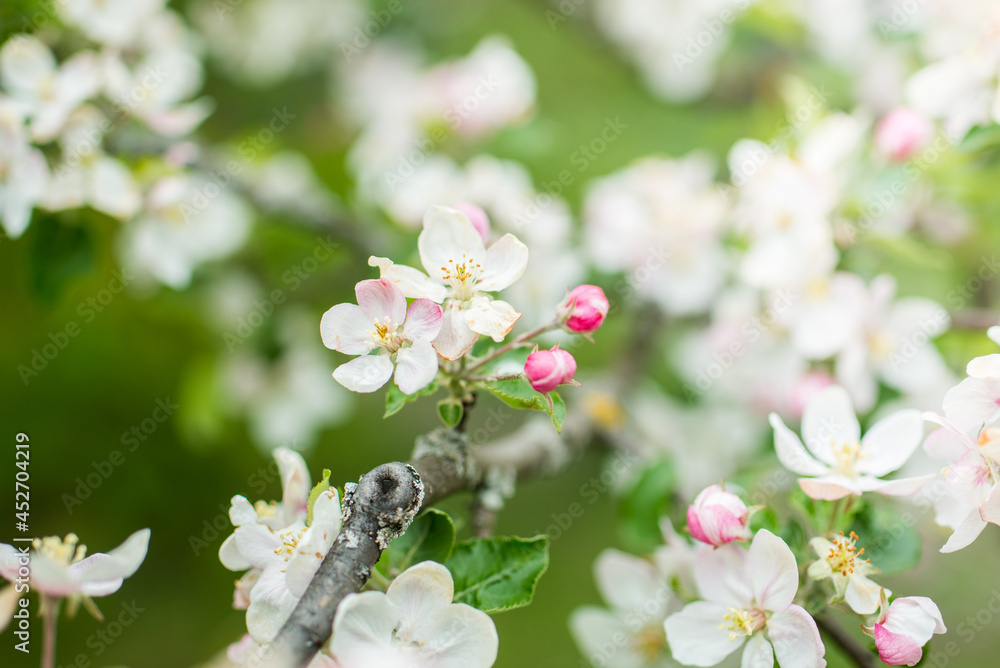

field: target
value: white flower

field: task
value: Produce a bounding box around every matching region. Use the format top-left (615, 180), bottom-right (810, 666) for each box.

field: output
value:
top-left (0, 35), bottom-right (100, 143)
top-left (0, 98), bottom-right (48, 238)
top-left (42, 105), bottom-right (141, 219)
top-left (770, 385), bottom-right (932, 500)
top-left (570, 549), bottom-right (674, 668)
top-left (807, 531), bottom-right (886, 615)
top-left (219, 449), bottom-right (342, 644)
top-left (119, 175), bottom-right (252, 289)
top-left (836, 274), bottom-right (953, 412)
top-left (321, 279), bottom-right (443, 394)
top-left (0, 529), bottom-right (150, 626)
top-left (327, 561), bottom-right (498, 668)
top-left (370, 205), bottom-right (528, 360)
top-left (59, 0), bottom-right (167, 49)
top-left (664, 529), bottom-right (826, 668)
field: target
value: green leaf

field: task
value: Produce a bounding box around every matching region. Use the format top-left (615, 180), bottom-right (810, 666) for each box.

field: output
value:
top-left (378, 509), bottom-right (456, 576)
top-left (437, 398), bottom-right (464, 428)
top-left (850, 504), bottom-right (921, 576)
top-left (306, 469), bottom-right (332, 526)
top-left (618, 458), bottom-right (676, 551)
top-left (384, 379), bottom-right (438, 418)
top-left (482, 378), bottom-right (566, 433)
top-left (445, 536), bottom-right (549, 613)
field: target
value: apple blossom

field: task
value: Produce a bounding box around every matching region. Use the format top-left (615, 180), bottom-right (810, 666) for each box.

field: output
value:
top-left (686, 485), bottom-right (755, 548)
top-left (875, 107), bottom-right (935, 161)
top-left (863, 594), bottom-right (946, 666)
top-left (524, 346), bottom-right (577, 393)
top-left (559, 284), bottom-right (609, 334)
top-left (0, 529), bottom-right (150, 625)
top-left (219, 447), bottom-right (342, 643)
top-left (807, 531), bottom-right (886, 614)
top-left (326, 561), bottom-right (498, 668)
top-left (770, 385), bottom-right (933, 500)
top-left (570, 549), bottom-right (674, 667)
top-left (664, 529), bottom-right (826, 668)
top-left (0, 98), bottom-right (48, 239)
top-left (370, 205), bottom-right (528, 360)
top-left (320, 278), bottom-right (444, 394)
top-left (452, 201), bottom-right (491, 244)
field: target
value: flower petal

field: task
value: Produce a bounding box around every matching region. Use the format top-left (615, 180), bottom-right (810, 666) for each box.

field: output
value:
top-left (368, 256), bottom-right (447, 302)
top-left (874, 624), bottom-right (924, 666)
top-left (594, 549), bottom-right (669, 617)
top-left (417, 602), bottom-right (499, 668)
top-left (477, 233), bottom-right (529, 292)
top-left (749, 530), bottom-right (798, 612)
top-left (859, 474), bottom-right (935, 497)
top-left (844, 574), bottom-right (884, 615)
top-left (355, 278), bottom-right (406, 325)
top-left (394, 340), bottom-right (439, 395)
top-left (570, 607), bottom-right (647, 668)
top-left (0, 585), bottom-right (17, 634)
top-left (333, 354), bottom-right (394, 393)
top-left (665, 601), bottom-right (744, 667)
top-left (798, 476), bottom-right (859, 501)
top-left (741, 633), bottom-right (775, 668)
top-left (802, 386), bottom-right (859, 466)
top-left (693, 543), bottom-right (752, 608)
top-left (882, 597), bottom-right (946, 644)
top-left (766, 604), bottom-right (826, 668)
top-left (940, 506), bottom-right (989, 553)
top-left (466, 296), bottom-right (521, 342)
top-left (89, 156), bottom-right (141, 219)
top-left (68, 528), bottom-right (150, 585)
top-left (219, 533), bottom-right (250, 571)
top-left (418, 205), bottom-right (487, 285)
top-left (321, 303), bottom-right (374, 355)
top-left (433, 301), bottom-right (479, 360)
top-left (402, 299), bottom-right (444, 342)
top-left (858, 409), bottom-right (924, 477)
top-left (386, 561), bottom-right (454, 644)
top-left (769, 413), bottom-right (830, 477)
top-left (330, 591), bottom-right (399, 661)
top-left (275, 448), bottom-right (311, 524)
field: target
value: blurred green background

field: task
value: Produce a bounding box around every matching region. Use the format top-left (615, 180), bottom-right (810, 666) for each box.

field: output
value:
top-left (3, 0), bottom-right (1000, 666)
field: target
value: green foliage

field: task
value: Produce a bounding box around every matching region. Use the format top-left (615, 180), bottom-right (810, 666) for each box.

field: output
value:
top-left (617, 458), bottom-right (677, 551)
top-left (29, 215), bottom-right (95, 303)
top-left (384, 379), bottom-right (439, 418)
top-left (378, 508), bottom-right (456, 577)
top-left (306, 469), bottom-right (332, 526)
top-left (850, 504), bottom-right (922, 576)
top-left (446, 535), bottom-right (550, 613)
top-left (482, 377), bottom-right (566, 432)
top-left (437, 397), bottom-right (464, 428)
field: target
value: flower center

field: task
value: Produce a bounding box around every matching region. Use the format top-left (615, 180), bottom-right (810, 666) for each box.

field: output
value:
top-left (254, 500), bottom-right (280, 519)
top-left (273, 526), bottom-right (307, 563)
top-left (441, 253), bottom-right (482, 301)
top-left (33, 534), bottom-right (87, 566)
top-left (632, 625), bottom-right (666, 660)
top-left (826, 531), bottom-right (868, 576)
top-left (831, 438), bottom-right (865, 477)
top-left (719, 607), bottom-right (765, 641)
top-left (369, 316), bottom-right (404, 353)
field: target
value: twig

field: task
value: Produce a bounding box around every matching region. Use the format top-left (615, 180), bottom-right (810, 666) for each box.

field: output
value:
top-left (815, 615), bottom-right (876, 668)
top-left (465, 319), bottom-right (560, 373)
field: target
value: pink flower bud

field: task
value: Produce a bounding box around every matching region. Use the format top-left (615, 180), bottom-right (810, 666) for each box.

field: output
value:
top-left (453, 202), bottom-right (491, 244)
top-left (866, 597), bottom-right (946, 666)
top-left (524, 347), bottom-right (577, 393)
top-left (686, 485), bottom-right (752, 547)
top-left (560, 285), bottom-right (609, 333)
top-left (875, 107), bottom-right (934, 161)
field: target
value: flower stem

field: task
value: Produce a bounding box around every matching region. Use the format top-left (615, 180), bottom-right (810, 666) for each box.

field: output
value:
top-left (464, 319), bottom-right (560, 374)
top-left (815, 615), bottom-right (875, 668)
top-left (466, 373), bottom-right (525, 383)
top-left (42, 597), bottom-right (59, 668)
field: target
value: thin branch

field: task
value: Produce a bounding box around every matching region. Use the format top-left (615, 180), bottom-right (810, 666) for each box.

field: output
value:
top-left (815, 615), bottom-right (876, 668)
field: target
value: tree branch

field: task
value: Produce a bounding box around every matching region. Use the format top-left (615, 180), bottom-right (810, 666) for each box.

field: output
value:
top-left (815, 615), bottom-right (876, 668)
top-left (264, 425), bottom-right (583, 666)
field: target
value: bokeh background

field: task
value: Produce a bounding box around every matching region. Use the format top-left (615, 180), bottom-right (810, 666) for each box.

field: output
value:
top-left (3, 0), bottom-right (1000, 666)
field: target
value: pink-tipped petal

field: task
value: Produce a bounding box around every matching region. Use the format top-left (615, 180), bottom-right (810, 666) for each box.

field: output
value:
top-left (321, 303), bottom-right (374, 355)
top-left (355, 279), bottom-right (406, 325)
